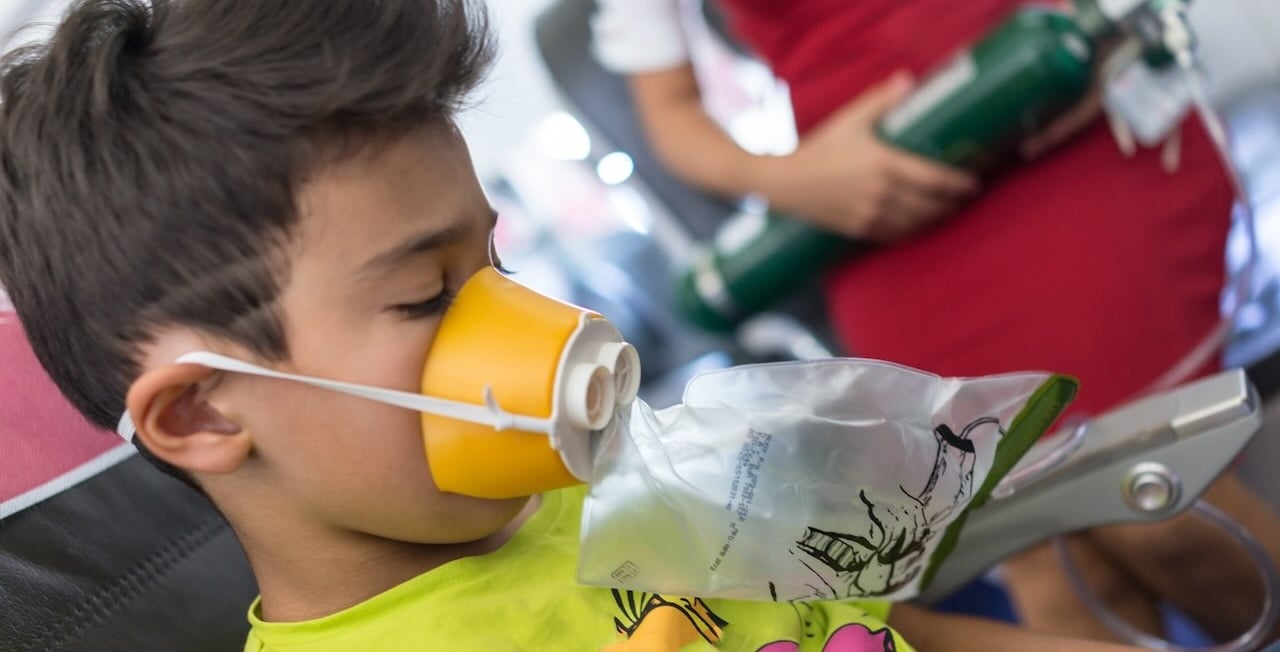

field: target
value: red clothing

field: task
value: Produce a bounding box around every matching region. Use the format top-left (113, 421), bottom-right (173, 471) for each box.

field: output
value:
top-left (720, 0), bottom-right (1232, 417)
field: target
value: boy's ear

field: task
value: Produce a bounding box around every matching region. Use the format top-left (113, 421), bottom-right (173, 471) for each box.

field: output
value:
top-left (126, 363), bottom-right (250, 475)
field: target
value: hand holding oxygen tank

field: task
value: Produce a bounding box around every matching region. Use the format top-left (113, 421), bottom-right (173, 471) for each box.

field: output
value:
top-left (751, 73), bottom-right (979, 243)
top-left (676, 0), bottom-right (1188, 333)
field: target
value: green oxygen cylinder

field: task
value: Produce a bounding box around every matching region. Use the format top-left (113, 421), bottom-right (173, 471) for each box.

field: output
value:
top-left (676, 0), bottom-right (1156, 333)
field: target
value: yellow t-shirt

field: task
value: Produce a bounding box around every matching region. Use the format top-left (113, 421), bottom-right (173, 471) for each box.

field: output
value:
top-left (244, 487), bottom-right (914, 651)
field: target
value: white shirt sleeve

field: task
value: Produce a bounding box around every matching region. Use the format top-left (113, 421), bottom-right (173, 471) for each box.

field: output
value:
top-left (591, 0), bottom-right (691, 74)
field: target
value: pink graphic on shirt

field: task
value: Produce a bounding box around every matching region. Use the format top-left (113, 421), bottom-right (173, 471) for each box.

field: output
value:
top-left (757, 623), bottom-right (897, 652)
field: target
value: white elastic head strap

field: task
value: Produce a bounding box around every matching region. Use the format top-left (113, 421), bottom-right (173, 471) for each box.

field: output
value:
top-left (115, 351), bottom-right (554, 442)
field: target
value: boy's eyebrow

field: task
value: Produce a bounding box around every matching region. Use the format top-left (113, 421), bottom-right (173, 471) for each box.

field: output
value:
top-left (356, 209), bottom-right (500, 280)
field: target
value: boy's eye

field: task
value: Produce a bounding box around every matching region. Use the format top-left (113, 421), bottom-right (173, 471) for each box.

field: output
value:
top-left (393, 290), bottom-right (457, 320)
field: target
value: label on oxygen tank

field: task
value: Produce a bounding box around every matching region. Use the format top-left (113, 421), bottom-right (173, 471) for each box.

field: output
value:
top-left (881, 53), bottom-right (978, 139)
top-left (714, 209), bottom-right (771, 257)
top-left (1104, 60), bottom-right (1192, 146)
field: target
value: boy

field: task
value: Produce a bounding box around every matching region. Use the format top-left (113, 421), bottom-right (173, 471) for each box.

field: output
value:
top-left (0, 0), bottom-right (1148, 649)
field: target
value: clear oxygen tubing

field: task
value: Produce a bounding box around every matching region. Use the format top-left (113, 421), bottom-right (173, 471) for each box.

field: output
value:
top-left (1056, 500), bottom-right (1280, 652)
top-left (1055, 9), bottom-right (1278, 651)
top-left (1140, 9), bottom-right (1259, 396)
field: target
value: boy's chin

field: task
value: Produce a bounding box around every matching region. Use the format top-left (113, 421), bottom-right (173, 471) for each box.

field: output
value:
top-left (415, 493), bottom-right (536, 543)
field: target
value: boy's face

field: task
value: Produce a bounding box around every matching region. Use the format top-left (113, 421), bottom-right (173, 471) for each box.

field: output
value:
top-left (210, 126), bottom-right (528, 543)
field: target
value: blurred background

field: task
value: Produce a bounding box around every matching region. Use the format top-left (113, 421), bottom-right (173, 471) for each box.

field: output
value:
top-left (474, 0), bottom-right (1280, 420)
top-left (473, 0), bottom-right (1280, 409)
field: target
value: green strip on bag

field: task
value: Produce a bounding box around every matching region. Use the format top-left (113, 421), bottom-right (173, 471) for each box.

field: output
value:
top-left (919, 374), bottom-right (1079, 590)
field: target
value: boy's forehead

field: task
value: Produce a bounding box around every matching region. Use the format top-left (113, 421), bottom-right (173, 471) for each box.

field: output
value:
top-left (292, 128), bottom-right (482, 270)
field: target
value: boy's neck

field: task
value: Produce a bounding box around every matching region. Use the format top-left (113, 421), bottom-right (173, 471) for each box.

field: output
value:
top-left (241, 495), bottom-right (542, 623)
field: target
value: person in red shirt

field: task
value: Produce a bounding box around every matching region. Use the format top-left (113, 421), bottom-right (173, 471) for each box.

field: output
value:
top-left (596, 0), bottom-right (1280, 642)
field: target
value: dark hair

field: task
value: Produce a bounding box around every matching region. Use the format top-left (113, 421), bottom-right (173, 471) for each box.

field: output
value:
top-left (0, 0), bottom-right (494, 444)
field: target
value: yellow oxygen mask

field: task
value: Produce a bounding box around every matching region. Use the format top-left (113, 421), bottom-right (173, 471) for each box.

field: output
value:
top-left (419, 267), bottom-right (639, 498)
